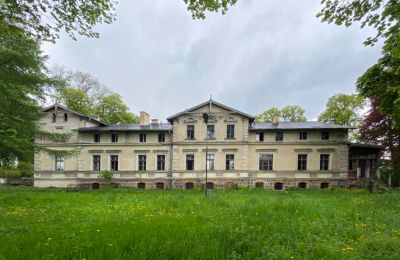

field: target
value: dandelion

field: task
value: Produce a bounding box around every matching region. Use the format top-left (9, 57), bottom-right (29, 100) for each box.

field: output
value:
top-left (97, 229), bottom-right (101, 232)
top-left (48, 237), bottom-right (52, 241)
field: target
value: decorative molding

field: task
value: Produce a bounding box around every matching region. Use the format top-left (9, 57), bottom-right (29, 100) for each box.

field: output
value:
top-left (105, 150), bottom-right (122, 153)
top-left (153, 150), bottom-right (169, 153)
top-left (256, 149), bottom-right (277, 152)
top-left (317, 148), bottom-right (335, 152)
top-left (202, 148), bottom-right (218, 152)
top-left (294, 149), bottom-right (313, 153)
top-left (182, 149), bottom-right (198, 152)
top-left (88, 150), bottom-right (104, 153)
top-left (134, 150), bottom-right (150, 153)
top-left (222, 148), bottom-right (239, 152)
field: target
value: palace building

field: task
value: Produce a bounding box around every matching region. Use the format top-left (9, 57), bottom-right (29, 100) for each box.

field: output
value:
top-left (34, 100), bottom-right (380, 189)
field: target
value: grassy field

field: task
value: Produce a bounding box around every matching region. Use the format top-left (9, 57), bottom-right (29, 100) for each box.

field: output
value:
top-left (0, 187), bottom-right (399, 259)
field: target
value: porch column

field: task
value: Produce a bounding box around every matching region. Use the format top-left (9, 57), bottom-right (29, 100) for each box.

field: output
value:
top-left (365, 167), bottom-right (370, 178)
top-left (356, 167), bottom-right (361, 178)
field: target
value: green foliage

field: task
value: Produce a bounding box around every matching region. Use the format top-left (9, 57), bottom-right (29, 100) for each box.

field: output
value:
top-left (60, 87), bottom-right (94, 116)
top-left (183, 0), bottom-right (237, 19)
top-left (256, 105), bottom-right (306, 123)
top-left (0, 188), bottom-right (399, 259)
top-left (98, 170), bottom-right (113, 181)
top-left (318, 93), bottom-right (365, 126)
top-left (94, 93), bottom-right (139, 124)
top-left (0, 168), bottom-right (21, 179)
top-left (0, 0), bottom-right (116, 42)
top-left (16, 162), bottom-right (33, 177)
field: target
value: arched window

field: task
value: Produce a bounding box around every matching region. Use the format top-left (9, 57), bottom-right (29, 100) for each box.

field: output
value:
top-left (206, 182), bottom-right (214, 190)
top-left (255, 182), bottom-right (264, 188)
top-left (298, 182), bottom-right (307, 189)
top-left (185, 182), bottom-right (194, 190)
top-left (92, 183), bottom-right (100, 190)
top-left (156, 182), bottom-right (164, 190)
top-left (320, 182), bottom-right (329, 189)
top-left (137, 182), bottom-right (145, 189)
top-left (274, 182), bottom-right (283, 190)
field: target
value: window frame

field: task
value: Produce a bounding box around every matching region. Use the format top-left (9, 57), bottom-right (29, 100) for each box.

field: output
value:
top-left (321, 131), bottom-right (330, 140)
top-left (259, 154), bottom-right (273, 171)
top-left (256, 132), bottom-right (264, 142)
top-left (158, 133), bottom-right (165, 143)
top-left (299, 131), bottom-right (307, 140)
top-left (157, 154), bottom-right (165, 171)
top-left (275, 131), bottom-right (283, 141)
top-left (226, 154), bottom-right (235, 170)
top-left (138, 154), bottom-right (147, 171)
top-left (93, 133), bottom-right (101, 143)
top-left (227, 125), bottom-right (235, 139)
top-left (187, 125), bottom-right (195, 140)
top-left (139, 133), bottom-right (146, 143)
top-left (111, 133), bottom-right (118, 143)
top-left (55, 156), bottom-right (64, 171)
top-left (186, 154), bottom-right (194, 170)
top-left (207, 125), bottom-right (215, 139)
top-left (52, 113), bottom-right (57, 123)
top-left (320, 154), bottom-right (330, 171)
top-left (110, 155), bottom-right (119, 171)
top-left (92, 155), bottom-right (101, 171)
top-left (206, 154), bottom-right (215, 170)
top-left (297, 154), bottom-right (307, 171)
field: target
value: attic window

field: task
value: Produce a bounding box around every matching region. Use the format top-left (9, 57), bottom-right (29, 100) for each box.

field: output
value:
top-left (64, 113), bottom-right (68, 122)
top-left (52, 113), bottom-right (56, 123)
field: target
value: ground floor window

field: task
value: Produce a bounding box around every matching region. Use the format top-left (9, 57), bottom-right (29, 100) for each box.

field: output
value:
top-left (321, 182), bottom-right (329, 189)
top-left (274, 182), bottom-right (283, 190)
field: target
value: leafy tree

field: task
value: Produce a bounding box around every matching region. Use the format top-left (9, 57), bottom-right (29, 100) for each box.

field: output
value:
top-left (281, 105), bottom-right (307, 122)
top-left (318, 0), bottom-right (400, 129)
top-left (256, 105), bottom-right (306, 123)
top-left (94, 93), bottom-right (139, 124)
top-left (360, 98), bottom-right (400, 186)
top-left (318, 94), bottom-right (365, 126)
top-left (60, 88), bottom-right (94, 116)
top-left (183, 0), bottom-right (237, 19)
top-left (0, 0), bottom-right (116, 42)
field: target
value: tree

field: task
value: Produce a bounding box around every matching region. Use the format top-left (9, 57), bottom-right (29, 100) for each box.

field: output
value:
top-left (94, 93), bottom-right (139, 124)
top-left (0, 0), bottom-right (116, 42)
top-left (256, 105), bottom-right (306, 123)
top-left (183, 0), bottom-right (237, 19)
top-left (59, 88), bottom-right (94, 116)
top-left (318, 94), bottom-right (365, 126)
top-left (318, 0), bottom-right (400, 129)
top-left (360, 98), bottom-right (400, 186)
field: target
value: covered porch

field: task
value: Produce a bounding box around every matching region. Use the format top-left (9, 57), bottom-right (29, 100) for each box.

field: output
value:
top-left (348, 144), bottom-right (382, 186)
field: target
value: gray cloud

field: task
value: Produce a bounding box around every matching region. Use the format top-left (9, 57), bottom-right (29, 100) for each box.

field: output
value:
top-left (42, 0), bottom-right (381, 121)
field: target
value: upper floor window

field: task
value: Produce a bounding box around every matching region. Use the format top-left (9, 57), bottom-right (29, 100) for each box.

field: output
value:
top-left (111, 133), bottom-right (118, 143)
top-left (157, 155), bottom-right (165, 171)
top-left (227, 125), bottom-right (235, 139)
top-left (299, 131), bottom-right (307, 140)
top-left (206, 154), bottom-right (214, 170)
top-left (256, 132), bottom-right (264, 142)
top-left (158, 133), bottom-right (165, 143)
top-left (55, 156), bottom-right (64, 171)
top-left (322, 131), bottom-right (329, 140)
top-left (94, 133), bottom-right (101, 143)
top-left (259, 154), bottom-right (273, 171)
top-left (110, 155), bottom-right (118, 171)
top-left (226, 154), bottom-right (235, 170)
top-left (64, 113), bottom-right (68, 122)
top-left (52, 113), bottom-right (57, 123)
top-left (320, 154), bottom-right (330, 171)
top-left (93, 155), bottom-right (101, 171)
top-left (207, 125), bottom-right (215, 139)
top-left (298, 154), bottom-right (307, 171)
top-left (139, 133), bottom-right (146, 143)
top-left (275, 131), bottom-right (283, 141)
top-left (187, 125), bottom-right (195, 140)
top-left (138, 155), bottom-right (146, 171)
top-left (186, 154), bottom-right (194, 170)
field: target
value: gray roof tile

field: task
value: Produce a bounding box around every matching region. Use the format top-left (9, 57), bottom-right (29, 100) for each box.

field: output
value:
top-left (250, 121), bottom-right (354, 130)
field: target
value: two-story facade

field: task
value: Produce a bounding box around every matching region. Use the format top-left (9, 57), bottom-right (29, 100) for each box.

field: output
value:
top-left (34, 100), bottom-right (356, 189)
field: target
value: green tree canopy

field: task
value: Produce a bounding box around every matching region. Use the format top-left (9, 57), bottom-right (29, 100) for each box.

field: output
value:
top-left (256, 105), bottom-right (307, 123)
top-left (318, 93), bottom-right (365, 126)
top-left (183, 0), bottom-right (237, 19)
top-left (60, 88), bottom-right (94, 116)
top-left (255, 107), bottom-right (281, 123)
top-left (94, 93), bottom-right (139, 124)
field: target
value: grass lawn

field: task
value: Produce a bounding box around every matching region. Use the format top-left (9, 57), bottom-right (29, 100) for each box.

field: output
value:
top-left (0, 187), bottom-right (399, 259)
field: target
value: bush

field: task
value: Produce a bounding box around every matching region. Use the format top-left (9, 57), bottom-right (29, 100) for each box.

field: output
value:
top-left (98, 170), bottom-right (113, 181)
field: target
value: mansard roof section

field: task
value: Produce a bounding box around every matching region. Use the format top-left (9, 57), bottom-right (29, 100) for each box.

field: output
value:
top-left (78, 123), bottom-right (172, 132)
top-left (167, 100), bottom-right (255, 123)
top-left (250, 121), bottom-right (355, 130)
top-left (42, 104), bottom-right (107, 126)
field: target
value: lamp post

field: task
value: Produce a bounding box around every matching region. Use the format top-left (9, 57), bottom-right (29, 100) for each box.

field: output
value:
top-left (203, 112), bottom-right (209, 197)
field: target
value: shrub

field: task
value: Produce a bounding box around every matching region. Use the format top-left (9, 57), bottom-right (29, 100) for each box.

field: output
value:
top-left (98, 170), bottom-right (113, 181)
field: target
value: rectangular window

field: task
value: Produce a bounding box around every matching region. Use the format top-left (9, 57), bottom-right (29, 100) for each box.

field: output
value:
top-left (275, 131), bottom-right (283, 141)
top-left (186, 154), bottom-right (194, 170)
top-left (298, 154), bottom-right (307, 171)
top-left (256, 132), bottom-right (264, 142)
top-left (55, 156), bottom-right (64, 171)
top-left (93, 155), bottom-right (101, 171)
top-left (64, 113), bottom-right (68, 122)
top-left (110, 155), bottom-right (118, 171)
top-left (158, 133), bottom-right (165, 143)
top-left (322, 131), bottom-right (330, 140)
top-left (259, 154), bottom-right (273, 171)
top-left (111, 133), bottom-right (118, 143)
top-left (94, 133), bottom-right (101, 143)
top-left (207, 125), bottom-right (215, 139)
top-left (138, 155), bottom-right (146, 171)
top-left (320, 154), bottom-right (330, 171)
top-left (226, 154), bottom-right (235, 170)
top-left (52, 113), bottom-right (57, 123)
top-left (299, 131), bottom-right (307, 140)
top-left (206, 154), bottom-right (214, 170)
top-left (157, 155), bottom-right (165, 171)
top-left (187, 125), bottom-right (195, 140)
top-left (139, 133), bottom-right (146, 143)
top-left (227, 125), bottom-right (235, 139)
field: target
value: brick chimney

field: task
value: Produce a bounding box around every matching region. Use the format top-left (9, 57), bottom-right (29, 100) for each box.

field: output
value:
top-left (140, 111), bottom-right (150, 125)
top-left (272, 115), bottom-right (279, 126)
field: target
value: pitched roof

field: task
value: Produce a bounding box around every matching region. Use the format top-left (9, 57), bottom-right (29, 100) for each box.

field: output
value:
top-left (250, 121), bottom-right (354, 130)
top-left (78, 123), bottom-right (172, 132)
top-left (42, 104), bottom-right (106, 126)
top-left (167, 100), bottom-right (255, 123)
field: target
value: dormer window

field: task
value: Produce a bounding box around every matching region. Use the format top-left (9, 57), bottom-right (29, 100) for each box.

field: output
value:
top-left (52, 113), bottom-right (56, 123)
top-left (64, 113), bottom-right (68, 122)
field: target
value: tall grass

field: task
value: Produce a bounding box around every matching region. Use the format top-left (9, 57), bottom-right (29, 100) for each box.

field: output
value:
top-left (0, 187), bottom-right (399, 259)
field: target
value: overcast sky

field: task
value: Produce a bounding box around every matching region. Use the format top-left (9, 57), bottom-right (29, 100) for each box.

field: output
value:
top-left (42, 0), bottom-right (381, 121)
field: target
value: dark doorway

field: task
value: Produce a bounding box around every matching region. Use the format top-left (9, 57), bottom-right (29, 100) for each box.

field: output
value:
top-left (137, 182), bottom-right (145, 189)
top-left (92, 183), bottom-right (100, 189)
top-left (185, 182), bottom-right (194, 190)
top-left (274, 182), bottom-right (283, 190)
top-left (156, 182), bottom-right (164, 190)
top-left (255, 182), bottom-right (264, 188)
top-left (298, 182), bottom-right (307, 189)
top-left (320, 182), bottom-right (329, 189)
top-left (206, 182), bottom-right (214, 190)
